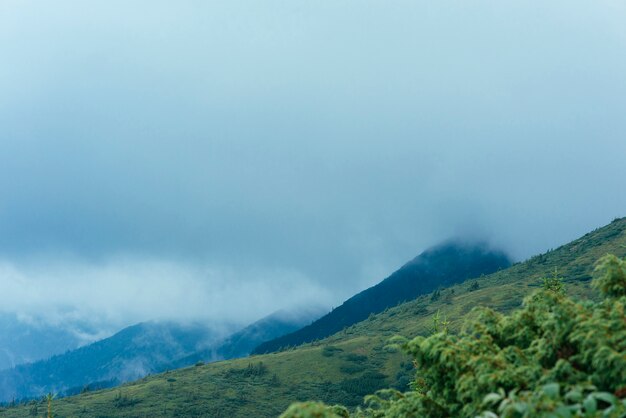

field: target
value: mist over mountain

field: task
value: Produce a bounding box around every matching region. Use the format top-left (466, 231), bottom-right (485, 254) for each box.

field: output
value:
top-left (254, 240), bottom-right (511, 354)
top-left (0, 305), bottom-right (326, 401)
top-left (0, 314), bottom-right (91, 371)
top-left (0, 321), bottom-right (229, 402)
top-left (0, 1), bottom-right (624, 415)
top-left (0, 240), bottom-right (509, 402)
top-left (170, 306), bottom-right (326, 369)
top-left (0, 0), bottom-right (625, 339)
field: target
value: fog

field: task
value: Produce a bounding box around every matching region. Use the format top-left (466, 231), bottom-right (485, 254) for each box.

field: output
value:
top-left (0, 1), bottom-right (625, 331)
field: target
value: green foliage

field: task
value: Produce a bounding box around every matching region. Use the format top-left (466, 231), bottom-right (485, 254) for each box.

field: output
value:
top-left (593, 254), bottom-right (626, 298)
top-left (113, 391), bottom-right (140, 408)
top-left (286, 254), bottom-right (626, 418)
top-left (280, 402), bottom-right (349, 418)
top-left (413, 305), bottom-right (428, 315)
top-left (542, 268), bottom-right (565, 294)
top-left (430, 310), bottom-right (450, 335)
top-left (27, 403), bottom-right (36, 418)
top-left (478, 384), bottom-right (626, 418)
top-left (339, 364), bottom-right (367, 375)
top-left (322, 346), bottom-right (344, 357)
top-left (343, 353), bottom-right (367, 363)
top-left (270, 373), bottom-right (281, 386)
top-left (339, 372), bottom-right (388, 398)
top-left (224, 362), bottom-right (268, 378)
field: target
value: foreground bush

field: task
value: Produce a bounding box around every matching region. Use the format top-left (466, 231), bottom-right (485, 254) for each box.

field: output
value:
top-left (281, 402), bottom-right (349, 418)
top-left (281, 255), bottom-right (626, 418)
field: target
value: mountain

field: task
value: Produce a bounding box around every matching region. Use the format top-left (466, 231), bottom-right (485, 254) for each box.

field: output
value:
top-left (1, 218), bottom-right (624, 418)
top-left (253, 241), bottom-right (511, 354)
top-left (0, 321), bottom-right (225, 402)
top-left (170, 306), bottom-right (326, 369)
top-left (0, 314), bottom-right (89, 371)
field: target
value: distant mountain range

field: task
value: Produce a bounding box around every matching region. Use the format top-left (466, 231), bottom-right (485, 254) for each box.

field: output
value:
top-left (0, 321), bottom-right (223, 401)
top-left (0, 240), bottom-right (510, 402)
top-left (169, 306), bottom-right (326, 369)
top-left (253, 241), bottom-right (511, 354)
top-left (0, 314), bottom-right (96, 371)
top-left (0, 307), bottom-right (323, 402)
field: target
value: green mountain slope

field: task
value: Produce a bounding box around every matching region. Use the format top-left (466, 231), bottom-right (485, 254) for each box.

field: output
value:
top-left (1, 218), bottom-right (624, 418)
top-left (254, 241), bottom-right (511, 354)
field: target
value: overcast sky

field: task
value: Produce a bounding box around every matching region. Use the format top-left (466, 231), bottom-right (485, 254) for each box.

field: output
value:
top-left (0, 1), bottom-right (625, 330)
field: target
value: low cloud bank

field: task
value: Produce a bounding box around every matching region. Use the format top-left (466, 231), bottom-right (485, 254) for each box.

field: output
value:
top-left (0, 256), bottom-right (332, 338)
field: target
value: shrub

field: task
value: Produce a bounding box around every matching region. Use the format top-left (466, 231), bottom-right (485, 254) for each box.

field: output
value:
top-left (224, 362), bottom-right (268, 378)
top-left (280, 402), bottom-right (349, 418)
top-left (468, 280), bottom-right (480, 292)
top-left (342, 353), bottom-right (367, 363)
top-left (339, 364), bottom-right (366, 375)
top-left (322, 346), bottom-right (344, 357)
top-left (113, 391), bottom-right (140, 408)
top-left (283, 254), bottom-right (626, 417)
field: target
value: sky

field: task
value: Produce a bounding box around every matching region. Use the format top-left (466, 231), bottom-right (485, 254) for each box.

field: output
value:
top-left (0, 1), bottom-right (625, 332)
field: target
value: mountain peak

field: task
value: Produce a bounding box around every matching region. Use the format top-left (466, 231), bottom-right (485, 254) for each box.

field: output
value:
top-left (253, 240), bottom-right (510, 354)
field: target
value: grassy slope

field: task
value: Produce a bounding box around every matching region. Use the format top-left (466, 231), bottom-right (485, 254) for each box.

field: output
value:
top-left (2, 218), bottom-right (625, 418)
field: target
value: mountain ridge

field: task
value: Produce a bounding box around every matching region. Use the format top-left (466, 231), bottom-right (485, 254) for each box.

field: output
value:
top-left (168, 306), bottom-right (326, 369)
top-left (253, 240), bottom-right (511, 354)
top-left (0, 321), bottom-right (225, 402)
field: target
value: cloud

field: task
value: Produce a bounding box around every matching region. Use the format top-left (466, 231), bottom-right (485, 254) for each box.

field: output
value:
top-left (0, 257), bottom-right (332, 330)
top-left (0, 1), bottom-right (624, 329)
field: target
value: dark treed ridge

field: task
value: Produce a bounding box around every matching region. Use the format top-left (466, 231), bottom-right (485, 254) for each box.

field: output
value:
top-left (253, 241), bottom-right (511, 354)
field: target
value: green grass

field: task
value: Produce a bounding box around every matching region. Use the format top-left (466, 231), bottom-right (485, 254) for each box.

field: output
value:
top-left (2, 218), bottom-right (625, 418)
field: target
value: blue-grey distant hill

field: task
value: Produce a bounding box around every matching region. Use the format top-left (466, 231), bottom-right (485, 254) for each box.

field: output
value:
top-left (0, 321), bottom-right (224, 402)
top-left (253, 241), bottom-right (511, 354)
top-left (0, 314), bottom-right (87, 371)
top-left (0, 307), bottom-right (323, 402)
top-left (169, 307), bottom-right (325, 369)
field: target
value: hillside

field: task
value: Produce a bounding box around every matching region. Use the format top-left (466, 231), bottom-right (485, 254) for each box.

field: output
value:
top-left (0, 306), bottom-right (323, 402)
top-left (0, 321), bottom-right (225, 402)
top-left (169, 307), bottom-right (325, 369)
top-left (254, 241), bottom-right (511, 354)
top-left (282, 253), bottom-right (626, 417)
top-left (0, 218), bottom-right (624, 418)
